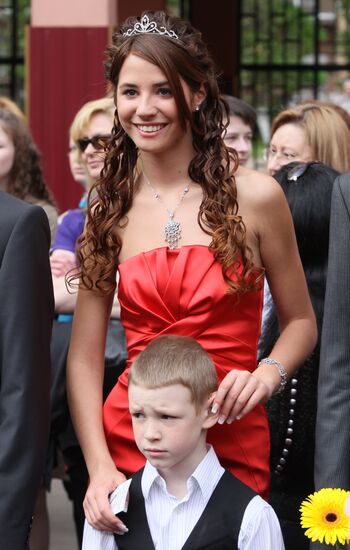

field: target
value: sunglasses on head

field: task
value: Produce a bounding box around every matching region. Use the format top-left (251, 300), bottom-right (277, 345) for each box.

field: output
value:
top-left (287, 161), bottom-right (319, 182)
top-left (77, 134), bottom-right (111, 152)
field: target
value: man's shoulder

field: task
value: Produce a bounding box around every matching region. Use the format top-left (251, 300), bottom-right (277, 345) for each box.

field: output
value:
top-left (335, 171), bottom-right (350, 202)
top-left (0, 191), bottom-right (28, 214)
top-left (0, 192), bottom-right (48, 251)
top-left (0, 191), bottom-right (44, 223)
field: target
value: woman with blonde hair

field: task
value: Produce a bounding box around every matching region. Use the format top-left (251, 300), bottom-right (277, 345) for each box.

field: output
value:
top-left (266, 102), bottom-right (350, 175)
top-left (44, 95), bottom-right (125, 548)
top-left (31, 96), bottom-right (118, 550)
top-left (52, 96), bottom-right (115, 309)
top-left (67, 96), bottom-right (115, 193)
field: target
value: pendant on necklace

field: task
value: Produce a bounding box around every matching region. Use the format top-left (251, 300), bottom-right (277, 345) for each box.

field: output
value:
top-left (164, 213), bottom-right (182, 249)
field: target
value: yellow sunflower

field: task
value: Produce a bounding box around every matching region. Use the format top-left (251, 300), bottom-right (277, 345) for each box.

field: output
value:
top-left (300, 488), bottom-right (350, 546)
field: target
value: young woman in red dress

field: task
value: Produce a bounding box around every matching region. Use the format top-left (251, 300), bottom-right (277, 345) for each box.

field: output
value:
top-left (67, 10), bottom-right (317, 534)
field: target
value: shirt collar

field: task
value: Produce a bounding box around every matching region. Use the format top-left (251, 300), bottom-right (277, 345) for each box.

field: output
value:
top-left (141, 445), bottom-right (224, 504)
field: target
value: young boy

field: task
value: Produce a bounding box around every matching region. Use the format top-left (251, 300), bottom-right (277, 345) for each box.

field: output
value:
top-left (222, 95), bottom-right (257, 167)
top-left (83, 335), bottom-right (284, 549)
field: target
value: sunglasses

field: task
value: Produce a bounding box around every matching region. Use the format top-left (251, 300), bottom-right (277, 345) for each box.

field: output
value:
top-left (77, 134), bottom-right (111, 152)
top-left (287, 161), bottom-right (319, 182)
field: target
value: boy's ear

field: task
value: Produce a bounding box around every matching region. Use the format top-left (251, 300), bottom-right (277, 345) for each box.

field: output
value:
top-left (202, 392), bottom-right (219, 429)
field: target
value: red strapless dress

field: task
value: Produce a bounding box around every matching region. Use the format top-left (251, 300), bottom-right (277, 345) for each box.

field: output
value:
top-left (103, 245), bottom-right (270, 498)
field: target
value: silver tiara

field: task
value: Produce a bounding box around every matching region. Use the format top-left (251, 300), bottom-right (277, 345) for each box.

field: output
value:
top-left (123, 15), bottom-right (179, 40)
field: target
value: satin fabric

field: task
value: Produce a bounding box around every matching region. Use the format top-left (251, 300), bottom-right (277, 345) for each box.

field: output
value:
top-left (103, 245), bottom-right (270, 498)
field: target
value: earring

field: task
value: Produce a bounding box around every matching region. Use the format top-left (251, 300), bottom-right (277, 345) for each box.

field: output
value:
top-left (195, 105), bottom-right (200, 111)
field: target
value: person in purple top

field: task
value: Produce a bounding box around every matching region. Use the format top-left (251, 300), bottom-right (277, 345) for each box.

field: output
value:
top-left (52, 98), bottom-right (127, 547)
top-left (31, 98), bottom-right (127, 550)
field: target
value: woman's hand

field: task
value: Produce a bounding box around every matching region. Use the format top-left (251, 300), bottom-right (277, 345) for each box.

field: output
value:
top-left (212, 368), bottom-right (276, 424)
top-left (84, 465), bottom-right (129, 534)
top-left (50, 250), bottom-right (76, 277)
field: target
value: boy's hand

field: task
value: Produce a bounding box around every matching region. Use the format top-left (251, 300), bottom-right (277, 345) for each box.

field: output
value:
top-left (83, 466), bottom-right (129, 534)
top-left (211, 369), bottom-right (271, 424)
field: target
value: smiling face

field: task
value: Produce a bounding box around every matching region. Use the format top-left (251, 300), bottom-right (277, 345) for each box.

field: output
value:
top-left (267, 122), bottom-right (313, 176)
top-left (81, 112), bottom-right (113, 181)
top-left (116, 53), bottom-right (200, 158)
top-left (224, 115), bottom-right (253, 166)
top-left (129, 382), bottom-right (215, 480)
top-left (0, 123), bottom-right (15, 191)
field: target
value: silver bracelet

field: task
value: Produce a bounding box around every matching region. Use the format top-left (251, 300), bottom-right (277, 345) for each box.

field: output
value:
top-left (258, 357), bottom-right (288, 394)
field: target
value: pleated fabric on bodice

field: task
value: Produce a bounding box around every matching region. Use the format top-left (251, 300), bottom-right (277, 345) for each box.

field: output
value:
top-left (103, 245), bottom-right (270, 498)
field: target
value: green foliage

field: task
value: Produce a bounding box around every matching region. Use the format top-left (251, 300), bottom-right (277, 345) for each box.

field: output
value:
top-left (166, 0), bottom-right (181, 16)
top-left (165, 0), bottom-right (190, 17)
top-left (239, 0), bottom-right (345, 118)
top-left (0, 0), bottom-right (29, 105)
top-left (241, 0), bottom-right (317, 65)
top-left (17, 0), bottom-right (30, 55)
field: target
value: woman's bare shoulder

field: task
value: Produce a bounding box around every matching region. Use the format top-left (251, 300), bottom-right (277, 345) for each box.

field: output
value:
top-left (235, 166), bottom-right (285, 209)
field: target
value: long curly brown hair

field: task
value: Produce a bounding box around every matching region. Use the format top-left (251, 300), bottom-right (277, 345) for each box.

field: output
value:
top-left (0, 108), bottom-right (54, 205)
top-left (76, 10), bottom-right (261, 295)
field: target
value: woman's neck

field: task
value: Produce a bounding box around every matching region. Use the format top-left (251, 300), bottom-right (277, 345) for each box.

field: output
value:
top-left (139, 150), bottom-right (194, 191)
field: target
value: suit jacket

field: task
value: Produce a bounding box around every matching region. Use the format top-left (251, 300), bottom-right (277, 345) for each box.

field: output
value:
top-left (0, 192), bottom-right (54, 548)
top-left (314, 172), bottom-right (350, 489)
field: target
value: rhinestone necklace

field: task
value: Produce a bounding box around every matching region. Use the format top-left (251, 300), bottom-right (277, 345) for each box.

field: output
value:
top-left (143, 171), bottom-right (190, 249)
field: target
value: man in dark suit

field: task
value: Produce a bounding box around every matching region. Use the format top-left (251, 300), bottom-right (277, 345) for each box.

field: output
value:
top-left (314, 173), bottom-right (350, 507)
top-left (0, 191), bottom-right (54, 548)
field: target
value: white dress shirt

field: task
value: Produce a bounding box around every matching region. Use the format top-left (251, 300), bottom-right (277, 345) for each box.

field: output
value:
top-left (82, 446), bottom-right (285, 550)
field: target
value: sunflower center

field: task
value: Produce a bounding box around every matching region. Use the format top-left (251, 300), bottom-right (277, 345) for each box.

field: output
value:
top-left (325, 513), bottom-right (338, 523)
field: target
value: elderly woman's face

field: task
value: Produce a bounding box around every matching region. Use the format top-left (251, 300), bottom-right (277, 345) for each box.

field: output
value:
top-left (266, 123), bottom-right (313, 176)
top-left (0, 124), bottom-right (15, 190)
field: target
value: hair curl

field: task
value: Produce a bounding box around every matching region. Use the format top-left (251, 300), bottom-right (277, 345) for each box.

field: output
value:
top-left (75, 10), bottom-right (262, 295)
top-left (0, 108), bottom-right (54, 205)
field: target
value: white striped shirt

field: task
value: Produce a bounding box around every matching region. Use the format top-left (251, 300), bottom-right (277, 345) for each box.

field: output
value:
top-left (82, 446), bottom-right (285, 550)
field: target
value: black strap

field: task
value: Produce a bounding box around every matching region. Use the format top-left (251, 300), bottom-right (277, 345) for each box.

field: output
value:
top-left (114, 469), bottom-right (155, 550)
top-left (183, 470), bottom-right (256, 550)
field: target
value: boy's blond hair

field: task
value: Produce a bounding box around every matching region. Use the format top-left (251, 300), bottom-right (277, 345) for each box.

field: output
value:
top-left (129, 335), bottom-right (218, 412)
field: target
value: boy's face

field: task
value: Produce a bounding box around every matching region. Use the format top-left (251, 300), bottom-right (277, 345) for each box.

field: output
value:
top-left (224, 115), bottom-right (253, 166)
top-left (129, 382), bottom-right (215, 480)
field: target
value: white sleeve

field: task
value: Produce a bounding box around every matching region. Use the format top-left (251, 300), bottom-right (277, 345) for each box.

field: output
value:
top-left (81, 481), bottom-right (131, 550)
top-left (81, 519), bottom-right (117, 550)
top-left (238, 495), bottom-right (285, 550)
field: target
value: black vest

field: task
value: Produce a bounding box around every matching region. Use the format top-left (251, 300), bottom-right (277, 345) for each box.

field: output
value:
top-left (115, 468), bottom-right (256, 550)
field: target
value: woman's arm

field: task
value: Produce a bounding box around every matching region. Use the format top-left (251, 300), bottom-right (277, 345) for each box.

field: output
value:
top-left (51, 250), bottom-right (121, 317)
top-left (50, 249), bottom-right (78, 313)
top-left (256, 176), bottom-right (317, 381)
top-left (67, 288), bottom-right (127, 533)
top-left (213, 175), bottom-right (317, 423)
